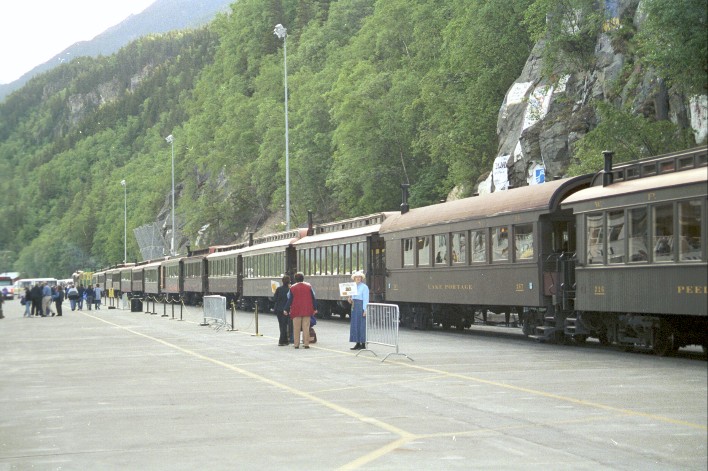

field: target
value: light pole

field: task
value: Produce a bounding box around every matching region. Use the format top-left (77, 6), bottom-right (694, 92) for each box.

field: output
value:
top-left (165, 134), bottom-right (175, 256)
top-left (273, 23), bottom-right (290, 231)
top-left (120, 179), bottom-right (127, 263)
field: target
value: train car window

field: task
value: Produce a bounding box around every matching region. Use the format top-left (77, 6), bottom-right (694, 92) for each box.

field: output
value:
top-left (342, 245), bottom-right (349, 273)
top-left (586, 213), bottom-right (604, 265)
top-left (338, 245), bottom-right (345, 274)
top-left (314, 248), bottom-right (321, 275)
top-left (332, 245), bottom-right (339, 274)
top-left (434, 234), bottom-right (448, 265)
top-left (628, 207), bottom-right (648, 262)
top-left (678, 200), bottom-right (703, 262)
top-left (451, 232), bottom-right (467, 264)
top-left (471, 230), bottom-right (485, 263)
top-left (355, 242), bottom-right (364, 272)
top-left (653, 204), bottom-right (674, 262)
top-left (491, 227), bottom-right (509, 262)
top-left (607, 210), bottom-right (625, 264)
top-left (417, 236), bottom-right (431, 266)
top-left (403, 238), bottom-right (415, 267)
top-left (513, 224), bottom-right (534, 261)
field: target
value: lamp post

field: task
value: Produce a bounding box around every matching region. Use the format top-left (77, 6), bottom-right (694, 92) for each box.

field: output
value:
top-left (273, 23), bottom-right (290, 231)
top-left (165, 134), bottom-right (175, 256)
top-left (120, 179), bottom-right (127, 263)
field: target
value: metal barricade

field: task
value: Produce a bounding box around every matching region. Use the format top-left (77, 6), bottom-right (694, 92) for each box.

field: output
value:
top-left (357, 303), bottom-right (413, 362)
top-left (202, 295), bottom-right (230, 331)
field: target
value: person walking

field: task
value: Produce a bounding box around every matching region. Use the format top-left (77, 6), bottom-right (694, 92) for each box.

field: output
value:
top-left (85, 285), bottom-right (94, 310)
top-left (67, 284), bottom-right (80, 311)
top-left (273, 275), bottom-right (291, 346)
top-left (77, 284), bottom-right (85, 310)
top-left (42, 283), bottom-right (54, 317)
top-left (283, 272), bottom-right (318, 349)
top-left (53, 285), bottom-right (64, 317)
top-left (22, 287), bottom-right (32, 317)
top-left (348, 270), bottom-right (369, 350)
top-left (94, 284), bottom-right (102, 309)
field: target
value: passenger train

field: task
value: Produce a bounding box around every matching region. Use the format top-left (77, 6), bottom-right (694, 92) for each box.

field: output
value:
top-left (90, 147), bottom-right (707, 355)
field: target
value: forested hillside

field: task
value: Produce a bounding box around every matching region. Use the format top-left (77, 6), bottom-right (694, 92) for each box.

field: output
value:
top-left (0, 0), bottom-right (705, 278)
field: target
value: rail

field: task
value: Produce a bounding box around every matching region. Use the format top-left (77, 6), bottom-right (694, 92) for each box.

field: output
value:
top-left (357, 303), bottom-right (413, 362)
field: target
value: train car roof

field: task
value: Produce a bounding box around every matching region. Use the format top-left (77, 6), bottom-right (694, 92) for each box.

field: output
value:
top-left (132, 261), bottom-right (163, 271)
top-left (206, 235), bottom-right (300, 259)
top-left (161, 257), bottom-right (184, 266)
top-left (562, 166), bottom-right (707, 208)
top-left (380, 175), bottom-right (590, 233)
top-left (294, 224), bottom-right (383, 246)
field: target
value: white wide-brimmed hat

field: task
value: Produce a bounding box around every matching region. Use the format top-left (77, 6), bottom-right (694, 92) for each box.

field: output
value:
top-left (351, 270), bottom-right (366, 281)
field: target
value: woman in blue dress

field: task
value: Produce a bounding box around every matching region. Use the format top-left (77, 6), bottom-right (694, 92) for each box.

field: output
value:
top-left (348, 271), bottom-right (369, 350)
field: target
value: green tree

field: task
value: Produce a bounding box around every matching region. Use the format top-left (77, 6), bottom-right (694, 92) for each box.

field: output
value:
top-left (569, 102), bottom-right (694, 175)
top-left (636, 0), bottom-right (708, 95)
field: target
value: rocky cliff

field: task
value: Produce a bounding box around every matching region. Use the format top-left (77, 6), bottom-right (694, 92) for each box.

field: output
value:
top-left (479, 0), bottom-right (707, 194)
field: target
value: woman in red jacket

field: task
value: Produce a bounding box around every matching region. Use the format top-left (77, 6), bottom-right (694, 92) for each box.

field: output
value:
top-left (283, 272), bottom-right (318, 349)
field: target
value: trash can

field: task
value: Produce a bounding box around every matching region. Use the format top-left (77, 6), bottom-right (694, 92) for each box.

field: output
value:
top-left (130, 298), bottom-right (143, 312)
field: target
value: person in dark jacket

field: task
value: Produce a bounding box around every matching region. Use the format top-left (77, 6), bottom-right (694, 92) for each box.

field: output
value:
top-left (53, 285), bottom-right (64, 317)
top-left (272, 275), bottom-right (291, 346)
top-left (283, 272), bottom-right (318, 349)
top-left (30, 284), bottom-right (43, 317)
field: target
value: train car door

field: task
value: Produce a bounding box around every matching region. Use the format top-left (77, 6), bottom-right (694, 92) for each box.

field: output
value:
top-left (368, 234), bottom-right (386, 302)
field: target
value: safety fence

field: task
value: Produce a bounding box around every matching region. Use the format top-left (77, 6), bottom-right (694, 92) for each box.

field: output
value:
top-left (357, 303), bottom-right (413, 363)
top-left (203, 295), bottom-right (230, 331)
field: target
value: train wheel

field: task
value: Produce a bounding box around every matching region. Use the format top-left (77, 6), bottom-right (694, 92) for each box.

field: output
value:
top-left (652, 326), bottom-right (675, 357)
top-left (598, 329), bottom-right (610, 346)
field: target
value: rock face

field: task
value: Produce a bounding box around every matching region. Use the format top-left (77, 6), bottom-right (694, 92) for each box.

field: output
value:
top-left (479, 0), bottom-right (707, 194)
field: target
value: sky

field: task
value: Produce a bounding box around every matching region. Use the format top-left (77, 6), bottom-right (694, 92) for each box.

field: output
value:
top-left (0, 1), bottom-right (156, 84)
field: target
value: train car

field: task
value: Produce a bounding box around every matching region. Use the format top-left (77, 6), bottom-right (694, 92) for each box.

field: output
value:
top-left (119, 264), bottom-right (135, 296)
top-left (292, 213), bottom-right (392, 318)
top-left (160, 257), bottom-right (182, 301)
top-left (130, 260), bottom-right (163, 298)
top-left (104, 268), bottom-right (121, 297)
top-left (91, 270), bottom-right (106, 290)
top-left (238, 229), bottom-right (308, 312)
top-left (131, 263), bottom-right (146, 295)
top-left (205, 242), bottom-right (248, 306)
top-left (143, 261), bottom-right (162, 298)
top-left (561, 147), bottom-right (707, 354)
top-left (71, 270), bottom-right (93, 289)
top-left (379, 175), bottom-right (592, 331)
top-left (182, 248), bottom-right (210, 305)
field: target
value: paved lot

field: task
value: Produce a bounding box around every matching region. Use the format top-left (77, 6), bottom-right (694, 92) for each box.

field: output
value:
top-left (1, 299), bottom-right (706, 470)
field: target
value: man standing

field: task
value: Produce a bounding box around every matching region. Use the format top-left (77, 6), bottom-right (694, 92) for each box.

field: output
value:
top-left (94, 284), bottom-right (102, 310)
top-left (41, 283), bottom-right (53, 316)
top-left (283, 272), bottom-right (318, 349)
top-left (273, 275), bottom-right (291, 346)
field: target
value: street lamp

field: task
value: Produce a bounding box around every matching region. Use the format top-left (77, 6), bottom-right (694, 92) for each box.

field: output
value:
top-left (165, 134), bottom-right (175, 256)
top-left (273, 23), bottom-right (290, 231)
top-left (120, 179), bottom-right (127, 263)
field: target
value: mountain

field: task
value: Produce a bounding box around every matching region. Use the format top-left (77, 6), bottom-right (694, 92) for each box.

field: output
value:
top-left (0, 0), bottom-right (233, 101)
top-left (0, 0), bottom-right (704, 278)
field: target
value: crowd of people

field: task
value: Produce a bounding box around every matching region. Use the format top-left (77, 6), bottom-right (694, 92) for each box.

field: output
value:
top-left (275, 270), bottom-right (368, 350)
top-left (19, 283), bottom-right (103, 317)
top-left (8, 273), bottom-right (369, 350)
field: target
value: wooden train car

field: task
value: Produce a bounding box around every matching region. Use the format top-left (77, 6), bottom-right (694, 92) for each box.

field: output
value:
top-left (293, 213), bottom-right (391, 318)
top-left (562, 148), bottom-right (707, 353)
top-left (379, 176), bottom-right (591, 331)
